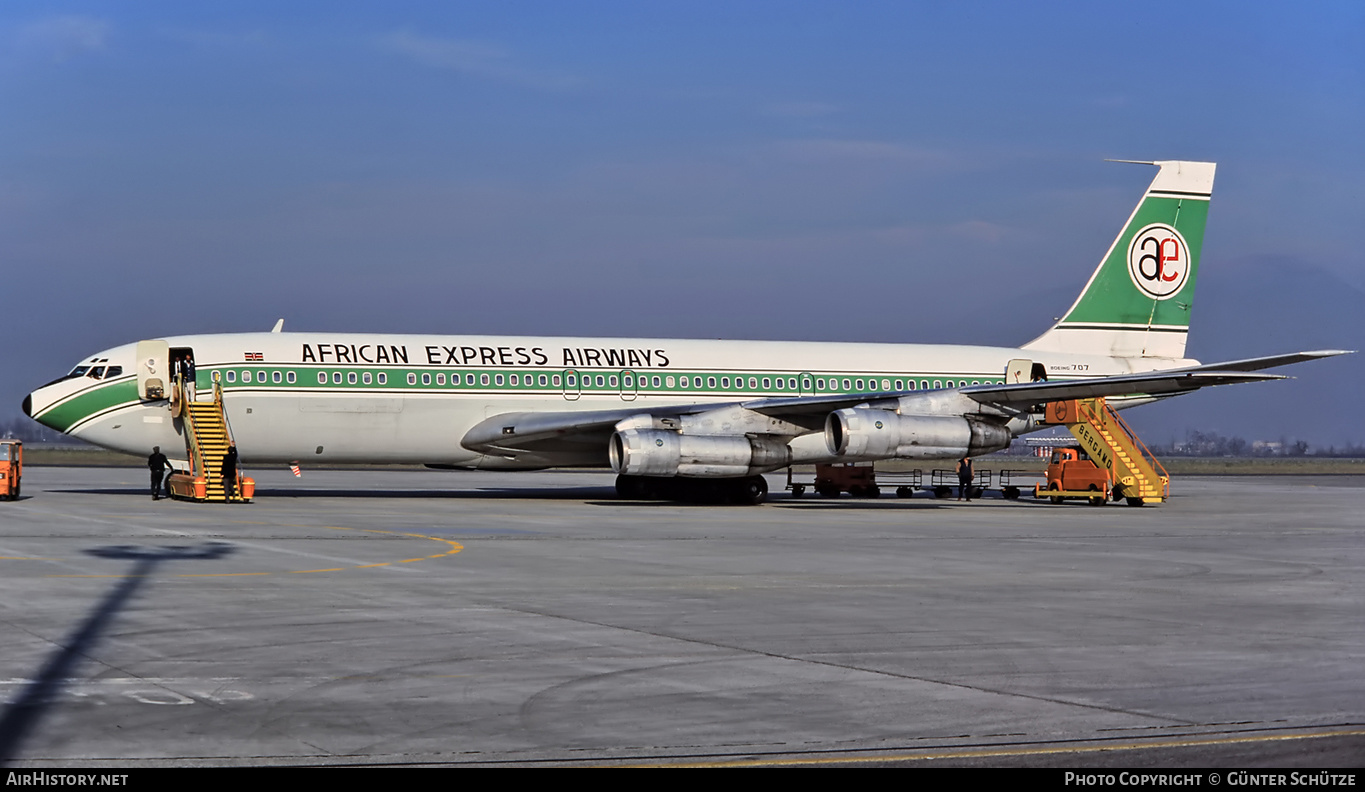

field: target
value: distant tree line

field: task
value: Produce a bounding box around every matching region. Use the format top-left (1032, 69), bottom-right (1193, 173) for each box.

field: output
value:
top-left (0, 417), bottom-right (84, 446)
top-left (1001, 429), bottom-right (1364, 458)
top-left (1153, 430), bottom-right (1309, 457)
top-left (1149, 430), bottom-right (1365, 458)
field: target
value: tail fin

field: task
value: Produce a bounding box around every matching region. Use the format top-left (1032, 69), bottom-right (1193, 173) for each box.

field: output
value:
top-left (1022, 160), bottom-right (1215, 360)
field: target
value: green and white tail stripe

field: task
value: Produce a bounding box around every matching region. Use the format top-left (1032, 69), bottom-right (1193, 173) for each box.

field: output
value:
top-left (1023, 160), bottom-right (1215, 360)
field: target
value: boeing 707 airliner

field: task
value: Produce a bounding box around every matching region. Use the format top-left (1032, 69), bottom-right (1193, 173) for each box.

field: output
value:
top-left (23, 161), bottom-right (1347, 503)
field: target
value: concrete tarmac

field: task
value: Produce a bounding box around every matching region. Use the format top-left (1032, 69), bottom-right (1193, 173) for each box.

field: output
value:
top-left (0, 467), bottom-right (1361, 767)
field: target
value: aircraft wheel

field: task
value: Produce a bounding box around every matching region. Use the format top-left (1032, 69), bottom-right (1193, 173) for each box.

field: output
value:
top-left (615, 474), bottom-right (643, 499)
top-left (617, 474), bottom-right (668, 500)
top-left (790, 484), bottom-right (805, 498)
top-left (639, 478), bottom-right (666, 500)
top-left (732, 476), bottom-right (768, 506)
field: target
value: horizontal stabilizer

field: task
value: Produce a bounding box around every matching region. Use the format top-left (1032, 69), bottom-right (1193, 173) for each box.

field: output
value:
top-left (961, 371), bottom-right (1282, 407)
top-left (963, 349), bottom-right (1351, 407)
top-left (1171, 349), bottom-right (1352, 372)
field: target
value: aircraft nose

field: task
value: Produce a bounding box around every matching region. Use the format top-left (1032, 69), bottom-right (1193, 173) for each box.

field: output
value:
top-left (21, 394), bottom-right (31, 417)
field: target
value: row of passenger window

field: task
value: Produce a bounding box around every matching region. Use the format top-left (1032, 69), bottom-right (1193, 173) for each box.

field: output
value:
top-left (215, 368), bottom-right (998, 391)
top-left (218, 370), bottom-right (300, 385)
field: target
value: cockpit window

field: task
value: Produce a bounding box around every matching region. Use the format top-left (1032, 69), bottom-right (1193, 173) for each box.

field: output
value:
top-left (41, 365), bottom-right (93, 387)
top-left (46, 362), bottom-right (125, 388)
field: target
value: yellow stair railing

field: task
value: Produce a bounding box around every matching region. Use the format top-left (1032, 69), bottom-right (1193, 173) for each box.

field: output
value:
top-left (167, 375), bottom-right (253, 502)
top-left (1043, 397), bottom-right (1168, 506)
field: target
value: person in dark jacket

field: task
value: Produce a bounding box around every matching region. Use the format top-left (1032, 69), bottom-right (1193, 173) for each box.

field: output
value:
top-left (148, 447), bottom-right (170, 500)
top-left (956, 456), bottom-right (974, 501)
top-left (221, 444), bottom-right (239, 502)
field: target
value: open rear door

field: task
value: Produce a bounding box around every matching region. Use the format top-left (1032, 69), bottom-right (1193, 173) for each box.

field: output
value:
top-left (1005, 358), bottom-right (1033, 384)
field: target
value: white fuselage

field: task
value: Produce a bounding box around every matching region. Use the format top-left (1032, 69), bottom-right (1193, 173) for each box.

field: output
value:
top-left (26, 332), bottom-right (1192, 468)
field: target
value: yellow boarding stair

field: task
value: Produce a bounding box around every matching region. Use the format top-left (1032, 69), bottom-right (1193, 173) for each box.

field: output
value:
top-left (167, 375), bottom-right (253, 503)
top-left (1042, 397), bottom-right (1168, 506)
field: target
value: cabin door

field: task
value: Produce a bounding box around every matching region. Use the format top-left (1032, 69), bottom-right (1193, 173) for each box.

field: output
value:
top-left (1005, 358), bottom-right (1033, 384)
top-left (135, 340), bottom-right (170, 401)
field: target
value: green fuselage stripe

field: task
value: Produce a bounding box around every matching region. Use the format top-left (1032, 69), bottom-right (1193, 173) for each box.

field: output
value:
top-left (203, 364), bottom-right (1007, 398)
top-left (35, 379), bottom-right (140, 433)
top-left (39, 364), bottom-right (1018, 433)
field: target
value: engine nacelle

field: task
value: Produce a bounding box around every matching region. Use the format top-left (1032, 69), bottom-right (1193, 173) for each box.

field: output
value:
top-left (610, 429), bottom-right (792, 478)
top-left (825, 409), bottom-right (1010, 460)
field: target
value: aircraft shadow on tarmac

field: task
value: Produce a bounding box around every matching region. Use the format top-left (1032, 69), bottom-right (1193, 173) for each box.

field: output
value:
top-left (772, 499), bottom-right (953, 509)
top-left (51, 486), bottom-right (979, 506)
top-left (590, 498), bottom-right (952, 509)
top-left (0, 541), bottom-right (236, 767)
top-left (52, 486), bottom-right (624, 500)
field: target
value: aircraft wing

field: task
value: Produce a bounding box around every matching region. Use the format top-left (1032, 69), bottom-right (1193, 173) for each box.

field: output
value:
top-left (461, 401), bottom-right (743, 455)
top-left (462, 390), bottom-right (920, 456)
top-left (462, 349), bottom-right (1351, 457)
top-left (736, 350), bottom-right (1350, 417)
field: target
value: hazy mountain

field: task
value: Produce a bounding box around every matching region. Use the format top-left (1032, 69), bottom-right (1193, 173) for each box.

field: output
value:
top-left (1124, 256), bottom-right (1363, 448)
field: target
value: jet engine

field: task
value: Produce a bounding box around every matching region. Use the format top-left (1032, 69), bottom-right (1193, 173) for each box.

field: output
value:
top-left (610, 429), bottom-right (792, 478)
top-left (825, 409), bottom-right (1010, 460)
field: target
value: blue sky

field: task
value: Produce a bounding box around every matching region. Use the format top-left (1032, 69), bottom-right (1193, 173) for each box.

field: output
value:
top-left (3, 2), bottom-right (1362, 446)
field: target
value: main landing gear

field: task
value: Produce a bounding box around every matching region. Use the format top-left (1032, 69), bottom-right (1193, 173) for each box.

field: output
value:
top-left (615, 474), bottom-right (769, 505)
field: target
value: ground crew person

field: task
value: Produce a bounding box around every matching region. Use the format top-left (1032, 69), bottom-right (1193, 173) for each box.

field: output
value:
top-left (221, 444), bottom-right (239, 502)
top-left (149, 447), bottom-right (170, 500)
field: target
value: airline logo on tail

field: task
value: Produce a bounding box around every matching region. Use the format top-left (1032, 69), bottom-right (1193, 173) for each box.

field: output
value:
top-left (1022, 160), bottom-right (1215, 359)
top-left (1127, 223), bottom-right (1190, 300)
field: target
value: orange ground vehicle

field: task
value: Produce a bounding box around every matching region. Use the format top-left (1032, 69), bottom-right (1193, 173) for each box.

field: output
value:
top-left (0, 439), bottom-right (21, 500)
top-left (1036, 447), bottom-right (1110, 506)
top-left (811, 463), bottom-right (879, 498)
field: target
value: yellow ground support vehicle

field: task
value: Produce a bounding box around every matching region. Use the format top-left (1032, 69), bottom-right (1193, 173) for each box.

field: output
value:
top-left (0, 439), bottom-right (22, 500)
